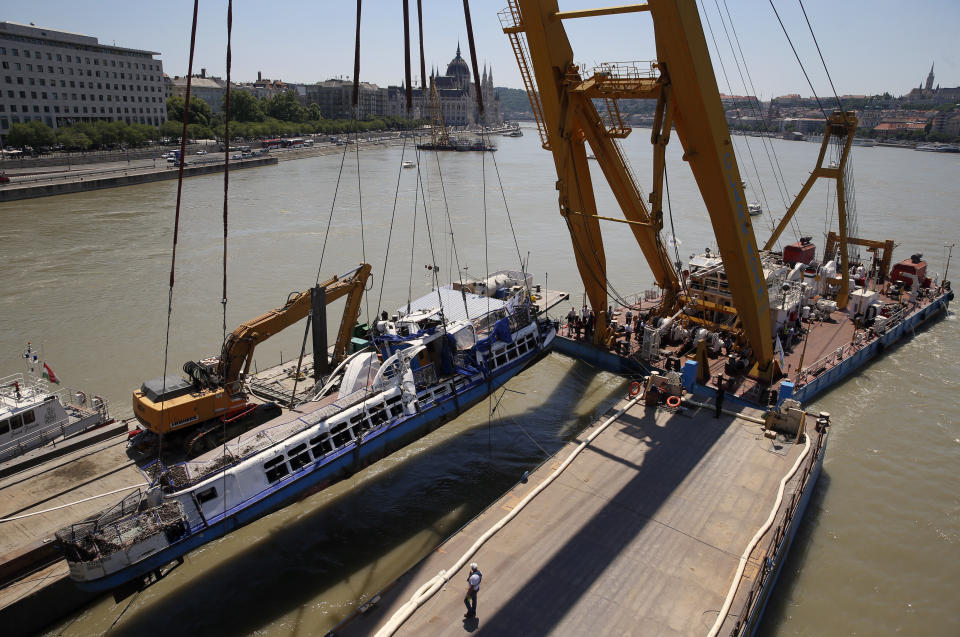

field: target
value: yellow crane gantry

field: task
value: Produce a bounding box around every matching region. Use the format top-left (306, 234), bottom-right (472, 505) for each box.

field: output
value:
top-left (502, 0), bottom-right (776, 380)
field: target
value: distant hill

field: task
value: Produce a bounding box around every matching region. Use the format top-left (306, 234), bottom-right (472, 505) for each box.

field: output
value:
top-left (497, 86), bottom-right (534, 119)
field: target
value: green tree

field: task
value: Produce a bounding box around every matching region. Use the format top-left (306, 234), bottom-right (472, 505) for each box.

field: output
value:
top-left (265, 91), bottom-right (308, 123)
top-left (223, 89), bottom-right (264, 122)
top-left (7, 121), bottom-right (56, 148)
top-left (166, 95), bottom-right (213, 127)
top-left (55, 126), bottom-right (92, 150)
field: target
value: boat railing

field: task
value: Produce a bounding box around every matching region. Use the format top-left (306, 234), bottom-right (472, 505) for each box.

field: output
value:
top-left (731, 427), bottom-right (826, 634)
top-left (796, 303), bottom-right (910, 385)
top-left (56, 496), bottom-right (187, 561)
top-left (0, 392), bottom-right (106, 460)
top-left (413, 363), bottom-right (438, 390)
top-left (174, 386), bottom-right (378, 485)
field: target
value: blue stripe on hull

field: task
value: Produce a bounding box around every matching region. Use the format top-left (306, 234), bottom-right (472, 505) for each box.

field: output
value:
top-left (75, 341), bottom-right (546, 592)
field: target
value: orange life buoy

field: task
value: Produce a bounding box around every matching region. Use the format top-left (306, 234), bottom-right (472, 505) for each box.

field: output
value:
top-left (666, 395), bottom-right (681, 408)
top-left (628, 381), bottom-right (642, 397)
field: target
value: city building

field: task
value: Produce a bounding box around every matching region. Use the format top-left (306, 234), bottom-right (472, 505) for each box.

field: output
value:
top-left (298, 45), bottom-right (502, 126)
top-left (170, 69), bottom-right (227, 113)
top-left (0, 21), bottom-right (166, 140)
top-left (905, 62), bottom-right (960, 103)
top-left (423, 45), bottom-right (502, 127)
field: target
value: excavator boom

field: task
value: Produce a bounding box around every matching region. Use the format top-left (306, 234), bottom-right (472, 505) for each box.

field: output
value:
top-left (219, 263), bottom-right (372, 384)
top-left (133, 263), bottom-right (371, 436)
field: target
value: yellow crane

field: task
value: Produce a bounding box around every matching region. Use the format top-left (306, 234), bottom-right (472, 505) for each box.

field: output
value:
top-left (133, 263), bottom-right (371, 438)
top-left (763, 111), bottom-right (858, 308)
top-left (501, 0), bottom-right (776, 380)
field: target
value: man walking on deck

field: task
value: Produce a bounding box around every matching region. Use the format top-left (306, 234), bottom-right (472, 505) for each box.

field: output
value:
top-left (464, 563), bottom-right (482, 618)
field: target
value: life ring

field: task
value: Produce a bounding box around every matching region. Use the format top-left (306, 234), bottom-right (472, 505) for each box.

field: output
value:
top-left (666, 395), bottom-right (681, 408)
top-left (75, 390), bottom-right (87, 405)
top-left (628, 381), bottom-right (642, 397)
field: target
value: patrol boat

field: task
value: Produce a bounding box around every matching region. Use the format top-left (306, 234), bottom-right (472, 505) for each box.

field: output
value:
top-left (1, 347), bottom-right (112, 464)
top-left (55, 279), bottom-right (555, 592)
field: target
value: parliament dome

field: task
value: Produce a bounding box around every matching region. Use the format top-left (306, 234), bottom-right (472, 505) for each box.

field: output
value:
top-left (446, 44), bottom-right (471, 84)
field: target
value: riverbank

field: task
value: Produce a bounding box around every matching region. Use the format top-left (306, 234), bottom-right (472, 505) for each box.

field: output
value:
top-left (0, 135), bottom-right (414, 202)
top-left (0, 156), bottom-right (278, 202)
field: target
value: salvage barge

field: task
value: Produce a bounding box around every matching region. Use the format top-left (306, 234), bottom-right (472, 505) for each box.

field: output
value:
top-left (335, 386), bottom-right (830, 637)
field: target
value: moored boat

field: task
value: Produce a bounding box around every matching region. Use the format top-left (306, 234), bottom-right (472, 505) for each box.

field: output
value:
top-left (55, 279), bottom-right (555, 592)
top-left (1, 348), bottom-right (113, 464)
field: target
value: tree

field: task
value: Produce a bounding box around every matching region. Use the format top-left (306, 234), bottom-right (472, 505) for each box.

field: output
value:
top-left (55, 126), bottom-right (92, 150)
top-left (265, 90), bottom-right (308, 123)
top-left (7, 121), bottom-right (56, 149)
top-left (159, 120), bottom-right (183, 141)
top-left (223, 89), bottom-right (264, 122)
top-left (166, 95), bottom-right (213, 127)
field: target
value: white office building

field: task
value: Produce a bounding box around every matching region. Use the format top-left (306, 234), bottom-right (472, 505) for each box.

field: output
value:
top-left (0, 22), bottom-right (166, 140)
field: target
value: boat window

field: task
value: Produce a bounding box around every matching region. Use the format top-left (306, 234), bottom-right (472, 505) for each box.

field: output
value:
top-left (495, 354), bottom-right (507, 367)
top-left (0, 419), bottom-right (9, 435)
top-left (309, 434), bottom-right (334, 459)
top-left (330, 422), bottom-right (348, 435)
top-left (9, 414), bottom-right (23, 430)
top-left (389, 405), bottom-right (403, 417)
top-left (287, 443), bottom-right (311, 470)
top-left (349, 413), bottom-right (365, 425)
top-left (196, 487), bottom-right (218, 504)
top-left (263, 456), bottom-right (289, 483)
top-left (22, 410), bottom-right (36, 426)
top-left (332, 428), bottom-right (353, 448)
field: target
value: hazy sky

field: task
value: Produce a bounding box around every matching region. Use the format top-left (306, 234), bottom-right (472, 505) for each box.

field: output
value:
top-left (5, 1), bottom-right (958, 99)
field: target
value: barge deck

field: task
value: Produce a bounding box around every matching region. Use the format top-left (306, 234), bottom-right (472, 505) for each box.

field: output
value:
top-left (337, 394), bottom-right (826, 637)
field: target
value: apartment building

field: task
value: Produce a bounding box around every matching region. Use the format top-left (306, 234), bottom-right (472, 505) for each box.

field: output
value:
top-left (0, 21), bottom-right (166, 140)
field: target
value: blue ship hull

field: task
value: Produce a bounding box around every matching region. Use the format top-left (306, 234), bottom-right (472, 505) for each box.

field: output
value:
top-left (75, 339), bottom-right (549, 592)
top-left (791, 289), bottom-right (952, 404)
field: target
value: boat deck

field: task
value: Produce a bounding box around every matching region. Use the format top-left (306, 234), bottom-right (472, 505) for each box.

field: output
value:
top-left (559, 285), bottom-right (947, 403)
top-left (338, 397), bottom-right (823, 636)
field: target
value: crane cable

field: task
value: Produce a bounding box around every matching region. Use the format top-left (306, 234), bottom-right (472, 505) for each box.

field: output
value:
top-left (156, 0), bottom-right (200, 469)
top-left (698, 0), bottom-right (778, 236)
top-left (797, 0), bottom-right (845, 115)
top-left (710, 0), bottom-right (797, 241)
top-left (767, 0), bottom-right (829, 121)
top-left (720, 0), bottom-right (797, 247)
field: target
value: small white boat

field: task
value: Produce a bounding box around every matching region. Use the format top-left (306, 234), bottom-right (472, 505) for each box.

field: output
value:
top-left (402, 160), bottom-right (416, 169)
top-left (1, 347), bottom-right (113, 464)
top-left (748, 202), bottom-right (762, 216)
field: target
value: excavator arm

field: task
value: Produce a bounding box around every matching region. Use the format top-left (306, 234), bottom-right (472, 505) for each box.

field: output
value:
top-left (219, 263), bottom-right (372, 385)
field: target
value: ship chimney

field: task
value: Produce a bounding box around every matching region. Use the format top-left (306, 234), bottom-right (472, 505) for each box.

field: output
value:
top-left (201, 68), bottom-right (206, 78)
top-left (258, 71), bottom-right (262, 82)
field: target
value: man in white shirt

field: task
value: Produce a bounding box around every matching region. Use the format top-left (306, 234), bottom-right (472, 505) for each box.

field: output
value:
top-left (463, 562), bottom-right (482, 618)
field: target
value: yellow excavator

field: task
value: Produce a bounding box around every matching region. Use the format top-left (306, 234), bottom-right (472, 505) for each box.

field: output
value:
top-left (132, 264), bottom-right (371, 453)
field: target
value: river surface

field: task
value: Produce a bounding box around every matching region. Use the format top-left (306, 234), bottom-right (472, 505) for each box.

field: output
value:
top-left (1, 125), bottom-right (957, 636)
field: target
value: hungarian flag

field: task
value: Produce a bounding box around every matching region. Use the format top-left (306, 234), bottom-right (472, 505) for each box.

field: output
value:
top-left (43, 363), bottom-right (60, 384)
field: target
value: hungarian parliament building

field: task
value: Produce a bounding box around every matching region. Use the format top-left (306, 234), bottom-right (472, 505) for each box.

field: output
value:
top-left (301, 45), bottom-right (503, 126)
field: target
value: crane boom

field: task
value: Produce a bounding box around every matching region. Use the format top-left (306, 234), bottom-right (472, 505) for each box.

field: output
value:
top-left (505, 0), bottom-right (775, 377)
